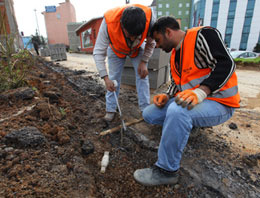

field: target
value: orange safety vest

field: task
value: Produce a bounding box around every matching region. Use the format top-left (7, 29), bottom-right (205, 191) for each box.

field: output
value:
top-left (170, 26), bottom-right (240, 108)
top-left (104, 4), bottom-right (152, 58)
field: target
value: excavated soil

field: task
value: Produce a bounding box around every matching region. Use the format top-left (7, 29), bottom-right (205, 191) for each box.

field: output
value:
top-left (0, 55), bottom-right (259, 198)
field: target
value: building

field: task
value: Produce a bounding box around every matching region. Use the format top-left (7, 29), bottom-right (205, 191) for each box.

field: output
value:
top-left (0, 0), bottom-right (23, 50)
top-left (191, 0), bottom-right (260, 51)
top-left (156, 0), bottom-right (192, 30)
top-left (21, 36), bottom-right (33, 50)
top-left (42, 0), bottom-right (76, 46)
top-left (67, 22), bottom-right (83, 52)
top-left (75, 17), bottom-right (103, 54)
top-left (150, 0), bottom-right (157, 17)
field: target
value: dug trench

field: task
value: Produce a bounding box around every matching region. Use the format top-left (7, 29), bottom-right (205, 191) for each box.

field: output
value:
top-left (0, 56), bottom-right (259, 197)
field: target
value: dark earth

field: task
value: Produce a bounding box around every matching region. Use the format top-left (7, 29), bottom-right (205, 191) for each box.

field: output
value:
top-left (0, 56), bottom-right (259, 197)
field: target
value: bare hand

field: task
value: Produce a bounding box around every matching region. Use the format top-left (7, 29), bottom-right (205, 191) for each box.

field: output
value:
top-left (138, 61), bottom-right (148, 79)
top-left (103, 76), bottom-right (116, 92)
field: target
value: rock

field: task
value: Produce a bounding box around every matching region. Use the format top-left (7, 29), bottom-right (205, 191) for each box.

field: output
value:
top-left (242, 153), bottom-right (260, 168)
top-left (228, 122), bottom-right (238, 130)
top-left (0, 148), bottom-right (5, 159)
top-left (0, 87), bottom-right (35, 103)
top-left (43, 91), bottom-right (61, 103)
top-left (81, 140), bottom-right (94, 156)
top-left (73, 70), bottom-right (86, 75)
top-left (57, 130), bottom-right (70, 145)
top-left (4, 147), bottom-right (14, 152)
top-left (34, 101), bottom-right (50, 121)
top-left (13, 87), bottom-right (35, 100)
top-left (39, 73), bottom-right (47, 78)
top-left (4, 126), bottom-right (47, 148)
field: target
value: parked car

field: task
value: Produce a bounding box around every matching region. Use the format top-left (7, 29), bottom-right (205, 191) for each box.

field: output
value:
top-left (230, 51), bottom-right (259, 59)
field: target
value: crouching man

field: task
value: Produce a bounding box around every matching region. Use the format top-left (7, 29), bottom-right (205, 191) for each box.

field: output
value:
top-left (134, 16), bottom-right (240, 186)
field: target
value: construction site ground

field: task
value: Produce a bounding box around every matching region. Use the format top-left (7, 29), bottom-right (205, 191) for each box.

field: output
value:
top-left (0, 52), bottom-right (259, 197)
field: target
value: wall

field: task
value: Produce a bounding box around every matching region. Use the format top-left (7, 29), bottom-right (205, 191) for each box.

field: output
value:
top-left (43, 1), bottom-right (76, 46)
top-left (78, 18), bottom-right (102, 53)
top-left (0, 0), bottom-right (11, 34)
top-left (22, 36), bottom-right (33, 49)
top-left (0, 0), bottom-right (23, 50)
top-left (193, 0), bottom-right (260, 51)
top-left (247, 0), bottom-right (260, 51)
top-left (156, 0), bottom-right (192, 31)
top-left (67, 22), bottom-right (82, 52)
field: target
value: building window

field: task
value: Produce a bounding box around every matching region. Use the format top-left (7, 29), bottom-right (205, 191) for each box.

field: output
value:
top-left (166, 11), bottom-right (170, 16)
top-left (224, 0), bottom-right (237, 46)
top-left (82, 28), bottom-right (93, 48)
top-left (239, 0), bottom-right (256, 50)
top-left (179, 3), bottom-right (183, 8)
top-left (158, 4), bottom-right (162, 8)
top-left (158, 11), bottom-right (162, 16)
top-left (186, 3), bottom-right (190, 7)
top-left (185, 10), bottom-right (189, 15)
top-left (166, 3), bottom-right (170, 8)
top-left (178, 11), bottom-right (182, 15)
top-left (210, 0), bottom-right (220, 28)
top-left (56, 13), bottom-right (61, 19)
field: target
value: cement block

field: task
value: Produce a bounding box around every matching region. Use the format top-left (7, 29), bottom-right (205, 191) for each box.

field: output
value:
top-left (124, 48), bottom-right (171, 70)
top-left (121, 65), bottom-right (170, 89)
top-left (49, 44), bottom-right (67, 61)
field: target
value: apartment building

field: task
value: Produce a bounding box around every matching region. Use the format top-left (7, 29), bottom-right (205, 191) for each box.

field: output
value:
top-left (156, 0), bottom-right (192, 30)
top-left (192, 0), bottom-right (260, 51)
top-left (42, 0), bottom-right (76, 46)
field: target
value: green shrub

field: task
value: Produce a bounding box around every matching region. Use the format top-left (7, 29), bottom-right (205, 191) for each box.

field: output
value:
top-left (234, 57), bottom-right (260, 66)
top-left (0, 12), bottom-right (35, 93)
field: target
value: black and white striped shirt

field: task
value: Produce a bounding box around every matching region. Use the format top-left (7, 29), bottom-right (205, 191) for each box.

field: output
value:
top-left (167, 27), bottom-right (236, 97)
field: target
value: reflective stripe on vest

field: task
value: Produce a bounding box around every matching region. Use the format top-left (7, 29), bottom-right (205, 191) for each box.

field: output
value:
top-left (170, 26), bottom-right (240, 108)
top-left (104, 4), bottom-right (152, 58)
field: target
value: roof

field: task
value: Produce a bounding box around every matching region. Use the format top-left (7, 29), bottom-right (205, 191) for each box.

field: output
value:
top-left (75, 16), bottom-right (103, 35)
top-left (150, 0), bottom-right (157, 7)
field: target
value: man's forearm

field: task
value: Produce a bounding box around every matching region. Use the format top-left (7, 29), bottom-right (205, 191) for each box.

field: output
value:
top-left (93, 54), bottom-right (108, 78)
top-left (141, 37), bottom-right (156, 63)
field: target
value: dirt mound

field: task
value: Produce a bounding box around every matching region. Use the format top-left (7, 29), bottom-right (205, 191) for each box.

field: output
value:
top-left (0, 57), bottom-right (259, 197)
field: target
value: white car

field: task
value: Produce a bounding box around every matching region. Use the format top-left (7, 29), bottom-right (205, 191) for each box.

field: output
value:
top-left (230, 51), bottom-right (259, 59)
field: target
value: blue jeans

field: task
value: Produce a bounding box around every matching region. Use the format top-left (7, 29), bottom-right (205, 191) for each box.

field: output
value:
top-left (106, 46), bottom-right (150, 112)
top-left (142, 98), bottom-right (235, 171)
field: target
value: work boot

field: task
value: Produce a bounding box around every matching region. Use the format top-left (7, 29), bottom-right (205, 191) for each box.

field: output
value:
top-left (104, 112), bottom-right (115, 122)
top-left (134, 165), bottom-right (179, 186)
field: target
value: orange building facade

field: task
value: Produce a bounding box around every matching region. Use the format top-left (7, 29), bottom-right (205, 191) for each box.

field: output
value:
top-left (42, 0), bottom-right (76, 46)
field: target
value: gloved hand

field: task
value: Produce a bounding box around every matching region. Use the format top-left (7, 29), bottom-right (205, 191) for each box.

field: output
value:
top-left (153, 94), bottom-right (169, 108)
top-left (175, 88), bottom-right (207, 110)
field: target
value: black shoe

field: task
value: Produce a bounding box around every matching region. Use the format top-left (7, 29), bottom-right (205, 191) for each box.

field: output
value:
top-left (134, 165), bottom-right (179, 186)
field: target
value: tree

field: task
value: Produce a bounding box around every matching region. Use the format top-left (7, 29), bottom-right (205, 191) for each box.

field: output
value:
top-left (31, 30), bottom-right (46, 47)
top-left (253, 43), bottom-right (260, 53)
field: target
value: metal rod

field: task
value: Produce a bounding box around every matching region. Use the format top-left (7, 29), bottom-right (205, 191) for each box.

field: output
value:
top-left (113, 91), bottom-right (126, 131)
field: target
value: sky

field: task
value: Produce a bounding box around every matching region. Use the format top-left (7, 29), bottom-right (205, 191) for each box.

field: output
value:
top-left (13, 0), bottom-right (153, 38)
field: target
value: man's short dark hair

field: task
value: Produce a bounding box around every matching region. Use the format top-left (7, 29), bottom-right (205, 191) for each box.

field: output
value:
top-left (121, 6), bottom-right (146, 36)
top-left (151, 16), bottom-right (180, 37)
